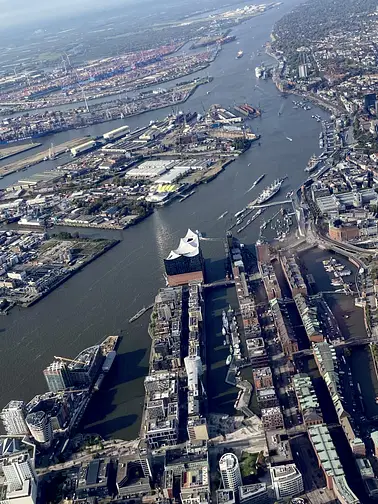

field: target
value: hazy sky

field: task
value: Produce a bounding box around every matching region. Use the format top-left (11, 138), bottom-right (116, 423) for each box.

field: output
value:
top-left (0, 0), bottom-right (132, 29)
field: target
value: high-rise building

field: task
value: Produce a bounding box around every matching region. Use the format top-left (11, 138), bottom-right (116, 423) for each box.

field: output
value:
top-left (270, 464), bottom-right (304, 500)
top-left (43, 361), bottom-right (71, 393)
top-left (164, 229), bottom-right (204, 286)
top-left (1, 401), bottom-right (29, 436)
top-left (219, 453), bottom-right (242, 491)
top-left (2, 452), bottom-right (37, 504)
top-left (26, 411), bottom-right (53, 447)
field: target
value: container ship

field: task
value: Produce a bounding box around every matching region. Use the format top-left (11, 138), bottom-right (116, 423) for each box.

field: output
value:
top-left (236, 50), bottom-right (244, 59)
top-left (254, 179), bottom-right (284, 205)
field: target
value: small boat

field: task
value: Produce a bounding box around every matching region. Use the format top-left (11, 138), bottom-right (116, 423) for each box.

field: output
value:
top-left (218, 211), bottom-right (229, 220)
top-left (222, 327), bottom-right (227, 336)
top-left (226, 355), bottom-right (232, 365)
top-left (286, 137), bottom-right (293, 142)
top-left (235, 208), bottom-right (245, 218)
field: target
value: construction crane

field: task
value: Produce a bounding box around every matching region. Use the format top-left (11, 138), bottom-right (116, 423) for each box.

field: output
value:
top-left (54, 356), bottom-right (85, 366)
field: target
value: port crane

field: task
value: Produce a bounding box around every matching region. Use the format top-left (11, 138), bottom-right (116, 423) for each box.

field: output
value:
top-left (54, 356), bottom-right (85, 366)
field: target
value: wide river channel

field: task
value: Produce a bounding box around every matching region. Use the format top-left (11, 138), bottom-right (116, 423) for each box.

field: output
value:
top-left (0, 0), bottom-right (372, 440)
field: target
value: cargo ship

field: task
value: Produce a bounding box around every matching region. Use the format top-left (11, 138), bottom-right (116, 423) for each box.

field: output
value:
top-left (305, 154), bottom-right (321, 173)
top-left (254, 179), bottom-right (284, 205)
top-left (236, 50), bottom-right (244, 59)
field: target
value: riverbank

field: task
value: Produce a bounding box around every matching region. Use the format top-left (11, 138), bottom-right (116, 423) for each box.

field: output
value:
top-left (0, 137), bottom-right (90, 179)
top-left (14, 238), bottom-right (120, 310)
top-left (0, 143), bottom-right (42, 161)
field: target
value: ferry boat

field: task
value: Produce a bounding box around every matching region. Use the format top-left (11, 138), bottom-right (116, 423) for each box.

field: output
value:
top-left (129, 305), bottom-right (153, 323)
top-left (251, 173), bottom-right (265, 189)
top-left (254, 179), bottom-right (284, 205)
top-left (235, 208), bottom-right (245, 218)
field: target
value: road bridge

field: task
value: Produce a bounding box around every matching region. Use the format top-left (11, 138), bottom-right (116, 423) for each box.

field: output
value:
top-left (203, 279), bottom-right (235, 289)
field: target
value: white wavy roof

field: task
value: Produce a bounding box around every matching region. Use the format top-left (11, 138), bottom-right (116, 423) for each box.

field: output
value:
top-left (166, 229), bottom-right (199, 260)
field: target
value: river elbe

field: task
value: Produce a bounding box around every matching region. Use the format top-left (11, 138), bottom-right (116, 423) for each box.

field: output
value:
top-left (0, 0), bottom-right (334, 439)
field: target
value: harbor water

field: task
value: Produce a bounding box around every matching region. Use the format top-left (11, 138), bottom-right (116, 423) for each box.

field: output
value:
top-left (0, 0), bottom-right (370, 440)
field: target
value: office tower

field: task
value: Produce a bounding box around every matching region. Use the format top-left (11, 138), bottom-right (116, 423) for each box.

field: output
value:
top-left (26, 411), bottom-right (53, 446)
top-left (43, 361), bottom-right (71, 393)
top-left (270, 464), bottom-right (304, 500)
top-left (0, 401), bottom-right (29, 436)
top-left (219, 453), bottom-right (242, 491)
top-left (2, 452), bottom-right (37, 504)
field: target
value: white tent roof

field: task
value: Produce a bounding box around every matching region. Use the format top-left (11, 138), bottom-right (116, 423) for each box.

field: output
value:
top-left (166, 228), bottom-right (199, 260)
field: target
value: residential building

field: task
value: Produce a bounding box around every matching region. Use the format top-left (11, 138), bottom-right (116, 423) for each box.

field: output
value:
top-left (143, 372), bottom-right (180, 449)
top-left (1, 451), bottom-right (37, 504)
top-left (1, 401), bottom-right (29, 436)
top-left (256, 388), bottom-right (279, 409)
top-left (25, 411), bottom-right (53, 447)
top-left (164, 451), bottom-right (210, 504)
top-left (43, 361), bottom-right (71, 393)
top-left (270, 464), bottom-right (304, 500)
top-left (219, 453), bottom-right (242, 491)
top-left (252, 367), bottom-right (273, 389)
top-left (187, 416), bottom-right (209, 442)
top-left (246, 338), bottom-right (269, 368)
top-left (261, 407), bottom-right (284, 430)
